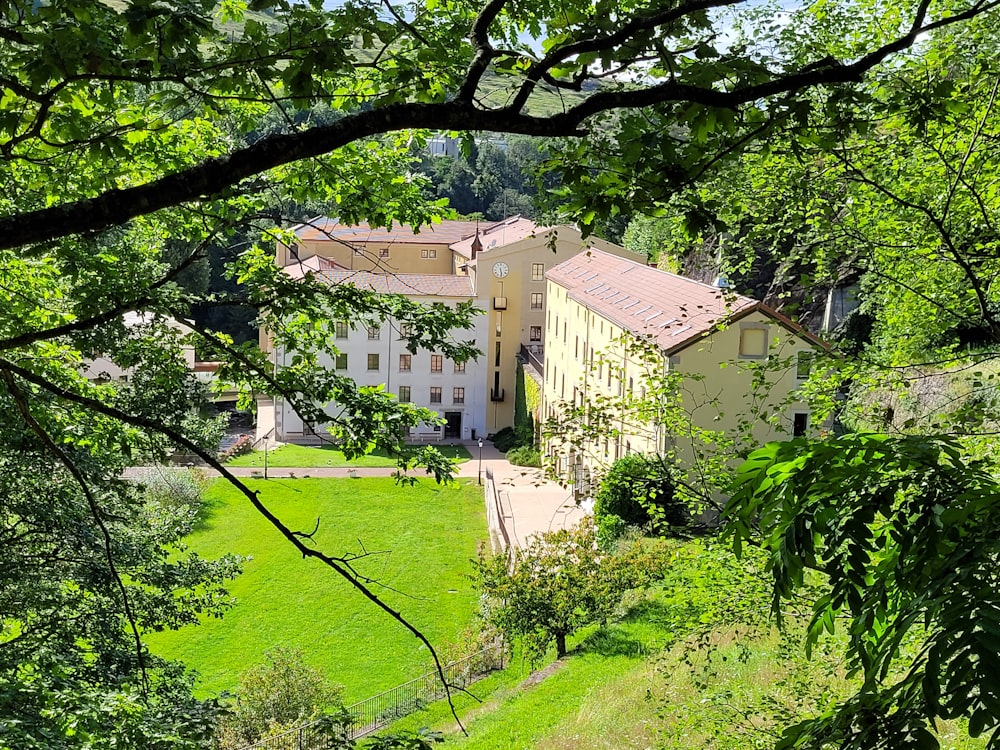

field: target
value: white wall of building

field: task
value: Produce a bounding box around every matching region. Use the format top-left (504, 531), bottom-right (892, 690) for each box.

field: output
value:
top-left (272, 302), bottom-right (490, 444)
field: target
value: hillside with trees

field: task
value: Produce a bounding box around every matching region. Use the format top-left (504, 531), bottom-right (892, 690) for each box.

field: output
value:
top-left (2, 0), bottom-right (1000, 748)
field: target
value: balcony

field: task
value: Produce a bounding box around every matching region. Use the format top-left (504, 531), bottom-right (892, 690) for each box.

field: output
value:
top-left (490, 388), bottom-right (505, 402)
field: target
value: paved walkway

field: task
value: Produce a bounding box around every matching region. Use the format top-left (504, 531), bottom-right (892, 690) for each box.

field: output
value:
top-left (155, 440), bottom-right (582, 548)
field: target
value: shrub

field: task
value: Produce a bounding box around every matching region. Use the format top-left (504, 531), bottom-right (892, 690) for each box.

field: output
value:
top-left (215, 646), bottom-right (346, 748)
top-left (490, 425), bottom-right (534, 453)
top-left (506, 446), bottom-right (541, 467)
top-left (594, 454), bottom-right (686, 548)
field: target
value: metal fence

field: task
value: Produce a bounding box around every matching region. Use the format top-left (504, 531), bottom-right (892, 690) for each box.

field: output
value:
top-left (238, 641), bottom-right (506, 750)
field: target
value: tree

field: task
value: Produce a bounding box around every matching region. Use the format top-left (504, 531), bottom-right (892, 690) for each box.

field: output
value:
top-left (728, 434), bottom-right (1000, 749)
top-left (474, 518), bottom-right (667, 659)
top-left (215, 646), bottom-right (347, 749)
top-left (0, 464), bottom-right (240, 749)
top-left (0, 0), bottom-right (997, 746)
top-left (593, 453), bottom-right (685, 548)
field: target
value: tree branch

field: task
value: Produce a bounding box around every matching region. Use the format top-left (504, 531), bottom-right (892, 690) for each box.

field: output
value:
top-left (2, 0), bottom-right (994, 252)
top-left (0, 356), bottom-right (469, 735)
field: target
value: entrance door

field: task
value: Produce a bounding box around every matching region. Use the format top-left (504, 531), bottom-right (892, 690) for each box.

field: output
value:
top-left (444, 412), bottom-right (462, 438)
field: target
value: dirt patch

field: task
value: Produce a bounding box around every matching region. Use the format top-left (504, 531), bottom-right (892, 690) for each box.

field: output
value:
top-left (439, 660), bottom-right (568, 735)
top-left (517, 659), bottom-right (566, 689)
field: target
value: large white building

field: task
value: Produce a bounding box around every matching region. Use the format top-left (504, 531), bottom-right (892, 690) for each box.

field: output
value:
top-left (257, 217), bottom-right (643, 443)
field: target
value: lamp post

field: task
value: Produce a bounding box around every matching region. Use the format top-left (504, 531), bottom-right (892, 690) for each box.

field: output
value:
top-left (477, 437), bottom-right (484, 485)
top-left (262, 435), bottom-right (268, 480)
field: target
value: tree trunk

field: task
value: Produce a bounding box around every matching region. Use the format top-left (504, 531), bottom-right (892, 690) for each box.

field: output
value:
top-left (556, 632), bottom-right (567, 659)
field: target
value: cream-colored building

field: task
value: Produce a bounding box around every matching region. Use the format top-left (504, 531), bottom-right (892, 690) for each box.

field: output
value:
top-left (539, 249), bottom-right (824, 490)
top-left (261, 217), bottom-right (644, 442)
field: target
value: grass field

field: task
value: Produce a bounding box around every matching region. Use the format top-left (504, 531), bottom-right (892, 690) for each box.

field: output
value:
top-left (147, 477), bottom-right (486, 702)
top-left (227, 443), bottom-right (472, 468)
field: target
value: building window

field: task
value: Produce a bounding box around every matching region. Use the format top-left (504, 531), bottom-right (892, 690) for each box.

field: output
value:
top-left (430, 387), bottom-right (442, 403)
top-left (530, 326), bottom-right (542, 342)
top-left (532, 263), bottom-right (544, 281)
top-left (399, 385), bottom-right (411, 402)
top-left (793, 412), bottom-right (809, 437)
top-left (399, 354), bottom-right (411, 372)
top-left (368, 325), bottom-right (381, 340)
top-left (430, 354), bottom-right (443, 373)
top-left (367, 353), bottom-right (380, 370)
top-left (494, 341), bottom-right (501, 367)
top-left (335, 321), bottom-right (349, 339)
top-left (530, 292), bottom-right (543, 310)
top-left (796, 351), bottom-right (813, 380)
top-left (379, 248), bottom-right (390, 258)
top-left (399, 322), bottom-right (413, 338)
top-left (453, 387), bottom-right (465, 404)
top-left (739, 324), bottom-right (769, 359)
top-left (454, 360), bottom-right (465, 373)
top-left (420, 248), bottom-right (437, 259)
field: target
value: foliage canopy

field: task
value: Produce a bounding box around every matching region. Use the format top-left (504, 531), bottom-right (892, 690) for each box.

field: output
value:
top-left (2, 0), bottom-right (999, 746)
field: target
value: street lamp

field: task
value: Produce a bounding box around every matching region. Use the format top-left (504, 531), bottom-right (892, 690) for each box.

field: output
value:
top-left (262, 434), bottom-right (269, 480)
top-left (477, 437), bottom-right (484, 485)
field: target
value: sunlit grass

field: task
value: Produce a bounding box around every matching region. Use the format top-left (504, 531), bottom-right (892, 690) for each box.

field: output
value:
top-left (227, 443), bottom-right (471, 468)
top-left (147, 477), bottom-right (486, 702)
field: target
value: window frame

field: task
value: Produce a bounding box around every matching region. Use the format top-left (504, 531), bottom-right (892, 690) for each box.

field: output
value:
top-left (367, 353), bottom-right (380, 371)
top-left (738, 323), bottom-right (769, 359)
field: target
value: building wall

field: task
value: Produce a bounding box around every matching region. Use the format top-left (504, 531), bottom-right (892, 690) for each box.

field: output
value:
top-left (271, 301), bottom-right (490, 444)
top-left (278, 239), bottom-right (455, 275)
top-left (541, 282), bottom-right (816, 489)
top-left (474, 230), bottom-right (643, 433)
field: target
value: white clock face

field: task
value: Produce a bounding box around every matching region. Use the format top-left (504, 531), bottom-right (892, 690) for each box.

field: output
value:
top-left (492, 262), bottom-right (510, 278)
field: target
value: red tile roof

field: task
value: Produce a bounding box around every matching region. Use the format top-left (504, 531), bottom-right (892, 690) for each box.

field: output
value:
top-left (293, 217), bottom-right (485, 246)
top-left (281, 254), bottom-right (349, 279)
top-left (450, 216), bottom-right (544, 258)
top-left (285, 267), bottom-right (475, 297)
top-left (547, 250), bottom-right (762, 353)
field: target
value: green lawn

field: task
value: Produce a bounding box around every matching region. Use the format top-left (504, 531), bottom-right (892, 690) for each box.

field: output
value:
top-left (147, 477), bottom-right (486, 702)
top-left (227, 443), bottom-right (472, 468)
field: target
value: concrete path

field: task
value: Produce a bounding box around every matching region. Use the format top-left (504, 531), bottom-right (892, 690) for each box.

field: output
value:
top-left (151, 440), bottom-right (582, 548)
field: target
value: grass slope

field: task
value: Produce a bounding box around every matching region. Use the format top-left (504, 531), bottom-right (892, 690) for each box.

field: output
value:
top-left (227, 444), bottom-right (471, 468)
top-left (390, 591), bottom-right (986, 749)
top-left (147, 477), bottom-right (486, 702)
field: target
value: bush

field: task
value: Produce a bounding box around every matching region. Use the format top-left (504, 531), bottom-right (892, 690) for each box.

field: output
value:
top-left (596, 513), bottom-right (628, 551)
top-left (490, 425), bottom-right (534, 454)
top-left (506, 446), bottom-right (541, 467)
top-left (215, 646), bottom-right (347, 748)
top-left (594, 454), bottom-right (686, 548)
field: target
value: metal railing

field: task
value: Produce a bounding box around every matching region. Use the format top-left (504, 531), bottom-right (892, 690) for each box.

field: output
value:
top-left (484, 466), bottom-right (512, 553)
top-left (236, 642), bottom-right (505, 750)
top-left (519, 343), bottom-right (544, 375)
top-left (345, 641), bottom-right (504, 738)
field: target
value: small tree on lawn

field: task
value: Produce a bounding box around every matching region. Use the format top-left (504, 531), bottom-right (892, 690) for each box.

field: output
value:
top-left (473, 518), bottom-right (666, 661)
top-left (216, 646), bottom-right (347, 748)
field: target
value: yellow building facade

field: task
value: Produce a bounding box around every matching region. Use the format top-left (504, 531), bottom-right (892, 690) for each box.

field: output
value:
top-left (540, 250), bottom-right (823, 492)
